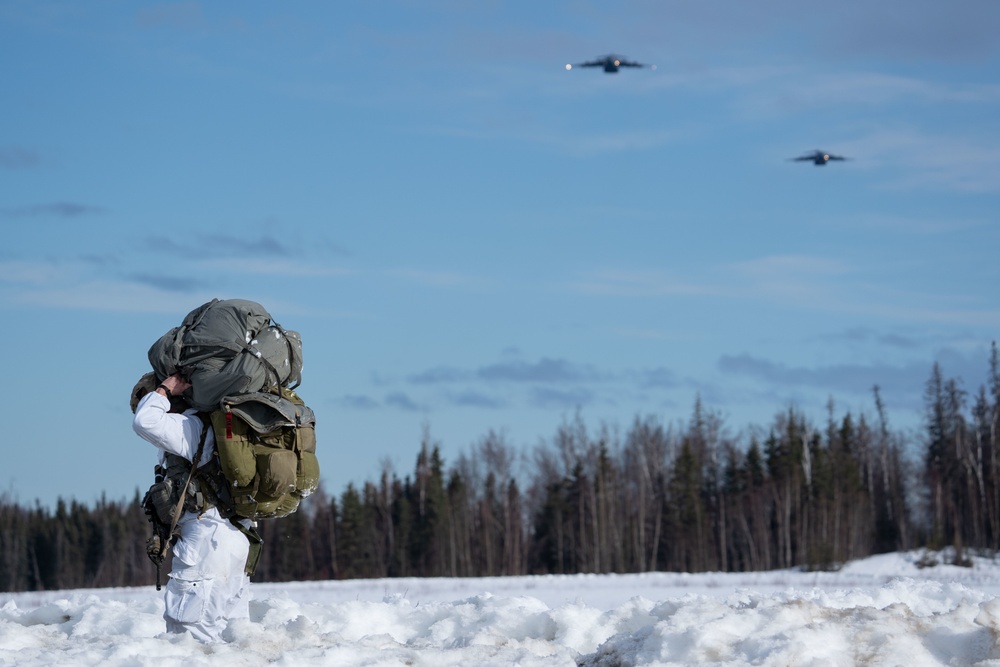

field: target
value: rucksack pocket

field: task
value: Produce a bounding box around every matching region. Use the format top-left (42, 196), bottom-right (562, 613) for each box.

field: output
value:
top-left (274, 494), bottom-right (300, 517)
top-left (296, 424), bottom-right (316, 454)
top-left (297, 451), bottom-right (320, 497)
top-left (247, 495), bottom-right (284, 518)
top-left (210, 411), bottom-right (256, 488)
top-left (255, 447), bottom-right (298, 497)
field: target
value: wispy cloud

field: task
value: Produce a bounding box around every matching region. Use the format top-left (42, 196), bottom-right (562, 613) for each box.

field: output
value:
top-left (338, 394), bottom-right (379, 410)
top-left (0, 146), bottom-right (40, 169)
top-left (570, 255), bottom-right (1000, 329)
top-left (745, 71), bottom-right (1000, 116)
top-left (129, 273), bottom-right (206, 293)
top-left (0, 259), bottom-right (69, 285)
top-left (550, 130), bottom-right (685, 156)
top-left (479, 358), bottom-right (602, 383)
top-left (143, 233), bottom-right (293, 259)
top-left (2, 279), bottom-right (219, 314)
top-left (410, 357), bottom-right (605, 385)
top-left (839, 128), bottom-right (1000, 193)
top-left (409, 366), bottom-right (470, 384)
top-left (728, 255), bottom-right (850, 280)
top-left (713, 345), bottom-right (1000, 425)
top-left (388, 269), bottom-right (486, 288)
top-left (419, 120), bottom-right (689, 156)
top-left (136, 2), bottom-right (205, 31)
top-left (529, 386), bottom-right (595, 410)
top-left (725, 255), bottom-right (852, 302)
top-left (385, 392), bottom-right (424, 412)
top-left (399, 357), bottom-right (618, 413)
top-left (812, 3), bottom-right (1000, 61)
top-left (637, 367), bottom-right (681, 390)
top-left (718, 352), bottom-right (933, 397)
top-left (633, 1), bottom-right (1000, 63)
top-left (347, 344), bottom-right (990, 431)
top-left (837, 213), bottom-right (988, 236)
top-left (569, 257), bottom-right (851, 305)
top-left (0, 202), bottom-right (105, 220)
top-left (447, 390), bottom-right (507, 409)
top-left (726, 257), bottom-right (1000, 327)
top-left (644, 65), bottom-right (798, 93)
top-left (568, 269), bottom-right (719, 298)
top-left (817, 327), bottom-right (922, 350)
top-left (203, 258), bottom-right (352, 278)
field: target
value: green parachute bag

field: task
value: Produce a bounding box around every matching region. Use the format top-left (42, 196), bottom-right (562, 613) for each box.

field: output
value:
top-left (209, 388), bottom-right (320, 520)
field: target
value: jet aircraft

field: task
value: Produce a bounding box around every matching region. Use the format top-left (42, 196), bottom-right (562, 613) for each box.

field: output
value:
top-left (565, 54), bottom-right (655, 73)
top-left (791, 150), bottom-right (849, 166)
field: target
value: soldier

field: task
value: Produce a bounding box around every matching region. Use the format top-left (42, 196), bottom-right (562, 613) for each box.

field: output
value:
top-left (132, 372), bottom-right (252, 643)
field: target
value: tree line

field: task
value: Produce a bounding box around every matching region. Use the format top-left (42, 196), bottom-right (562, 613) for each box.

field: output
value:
top-left (1, 345), bottom-right (998, 592)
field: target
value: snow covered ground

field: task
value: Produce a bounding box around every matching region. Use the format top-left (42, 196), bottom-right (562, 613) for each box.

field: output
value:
top-left (3, 550), bottom-right (1000, 666)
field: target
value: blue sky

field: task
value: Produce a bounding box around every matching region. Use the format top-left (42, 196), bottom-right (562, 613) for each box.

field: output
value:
top-left (2, 1), bottom-right (999, 508)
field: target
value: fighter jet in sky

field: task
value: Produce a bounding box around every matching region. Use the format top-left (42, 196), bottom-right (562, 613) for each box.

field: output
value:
top-left (790, 150), bottom-right (850, 166)
top-left (565, 54), bottom-right (656, 73)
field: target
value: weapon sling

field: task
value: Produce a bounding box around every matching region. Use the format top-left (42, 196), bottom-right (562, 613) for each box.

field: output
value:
top-left (151, 418), bottom-right (209, 590)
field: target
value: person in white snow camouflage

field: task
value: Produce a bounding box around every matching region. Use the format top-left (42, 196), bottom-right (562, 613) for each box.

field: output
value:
top-left (132, 372), bottom-right (252, 643)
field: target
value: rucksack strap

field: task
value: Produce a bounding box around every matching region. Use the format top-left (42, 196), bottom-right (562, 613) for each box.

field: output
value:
top-left (273, 322), bottom-right (301, 390)
top-left (156, 414), bottom-right (211, 568)
top-left (228, 518), bottom-right (263, 576)
top-left (240, 340), bottom-right (283, 392)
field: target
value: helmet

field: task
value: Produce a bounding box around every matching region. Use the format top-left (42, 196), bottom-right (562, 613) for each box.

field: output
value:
top-left (130, 372), bottom-right (159, 414)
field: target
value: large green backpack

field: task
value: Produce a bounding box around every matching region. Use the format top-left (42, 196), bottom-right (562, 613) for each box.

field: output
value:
top-left (208, 388), bottom-right (320, 520)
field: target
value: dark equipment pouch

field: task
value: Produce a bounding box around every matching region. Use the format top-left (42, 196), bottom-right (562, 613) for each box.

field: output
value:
top-left (144, 477), bottom-right (179, 526)
top-left (141, 475), bottom-right (181, 590)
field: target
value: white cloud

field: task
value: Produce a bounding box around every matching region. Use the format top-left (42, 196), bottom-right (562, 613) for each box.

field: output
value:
top-left (567, 254), bottom-right (1000, 330)
top-left (829, 128), bottom-right (1000, 193)
top-left (3, 280), bottom-right (219, 314)
top-left (387, 268), bottom-right (488, 289)
top-left (753, 72), bottom-right (1000, 114)
top-left (727, 255), bottom-right (851, 279)
top-left (0, 260), bottom-right (69, 285)
top-left (568, 269), bottom-right (720, 298)
top-left (198, 258), bottom-right (353, 278)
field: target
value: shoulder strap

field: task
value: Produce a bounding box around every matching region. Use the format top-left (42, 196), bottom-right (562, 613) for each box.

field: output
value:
top-left (164, 415), bottom-right (211, 545)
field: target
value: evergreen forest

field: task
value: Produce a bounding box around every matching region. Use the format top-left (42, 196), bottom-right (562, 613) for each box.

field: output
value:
top-left (1, 346), bottom-right (998, 593)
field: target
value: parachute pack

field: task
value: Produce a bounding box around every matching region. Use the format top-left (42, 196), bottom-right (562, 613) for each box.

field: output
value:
top-left (147, 297), bottom-right (303, 413)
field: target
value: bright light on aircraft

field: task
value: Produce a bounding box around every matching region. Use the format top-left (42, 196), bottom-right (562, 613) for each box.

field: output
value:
top-left (789, 149), bottom-right (850, 166)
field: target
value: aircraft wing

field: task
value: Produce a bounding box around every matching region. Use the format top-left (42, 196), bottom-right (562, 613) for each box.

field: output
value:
top-left (566, 55), bottom-right (656, 71)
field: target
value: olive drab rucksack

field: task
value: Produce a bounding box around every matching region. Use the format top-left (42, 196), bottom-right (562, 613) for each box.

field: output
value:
top-left (209, 387), bottom-right (320, 519)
